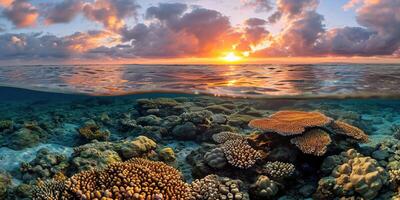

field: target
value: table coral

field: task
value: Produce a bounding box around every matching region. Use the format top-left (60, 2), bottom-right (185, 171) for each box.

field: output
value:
top-left (330, 120), bottom-right (369, 143)
top-left (290, 129), bottom-right (332, 156)
top-left (248, 110), bottom-right (332, 136)
top-left (222, 139), bottom-right (262, 169)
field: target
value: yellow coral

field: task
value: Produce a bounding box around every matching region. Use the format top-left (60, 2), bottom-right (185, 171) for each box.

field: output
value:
top-left (249, 110), bottom-right (332, 136)
top-left (330, 120), bottom-right (369, 143)
top-left (290, 129), bottom-right (332, 156)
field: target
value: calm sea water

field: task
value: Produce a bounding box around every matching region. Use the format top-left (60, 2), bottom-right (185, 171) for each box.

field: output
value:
top-left (0, 63), bottom-right (400, 98)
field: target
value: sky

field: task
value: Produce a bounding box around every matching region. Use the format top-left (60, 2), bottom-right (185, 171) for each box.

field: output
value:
top-left (0, 0), bottom-right (399, 64)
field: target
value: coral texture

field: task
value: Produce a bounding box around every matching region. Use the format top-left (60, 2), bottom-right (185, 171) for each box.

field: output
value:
top-left (290, 129), bottom-right (332, 156)
top-left (260, 161), bottom-right (295, 180)
top-left (330, 120), bottom-right (369, 143)
top-left (190, 174), bottom-right (249, 200)
top-left (212, 131), bottom-right (246, 144)
top-left (250, 175), bottom-right (279, 199)
top-left (222, 139), bottom-right (262, 169)
top-left (78, 123), bottom-right (110, 141)
top-left (33, 158), bottom-right (192, 199)
top-left (248, 110), bottom-right (331, 135)
top-left (204, 147), bottom-right (228, 169)
top-left (331, 149), bottom-right (388, 200)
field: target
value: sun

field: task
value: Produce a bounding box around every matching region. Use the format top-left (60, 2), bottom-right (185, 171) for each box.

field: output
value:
top-left (222, 52), bottom-right (242, 62)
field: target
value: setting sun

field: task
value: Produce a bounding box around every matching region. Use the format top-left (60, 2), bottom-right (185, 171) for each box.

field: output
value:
top-left (222, 52), bottom-right (242, 62)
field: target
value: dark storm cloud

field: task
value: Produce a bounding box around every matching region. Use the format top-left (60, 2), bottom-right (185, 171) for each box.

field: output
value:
top-left (44, 0), bottom-right (83, 24)
top-left (2, 0), bottom-right (38, 28)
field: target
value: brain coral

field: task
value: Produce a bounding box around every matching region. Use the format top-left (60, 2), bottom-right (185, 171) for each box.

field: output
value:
top-left (330, 120), bottom-right (369, 143)
top-left (212, 131), bottom-right (246, 144)
top-left (331, 149), bottom-right (388, 200)
top-left (261, 161), bottom-right (295, 180)
top-left (248, 110), bottom-right (332, 136)
top-left (33, 158), bottom-right (192, 200)
top-left (190, 174), bottom-right (249, 200)
top-left (290, 129), bottom-right (332, 156)
top-left (222, 139), bottom-right (262, 169)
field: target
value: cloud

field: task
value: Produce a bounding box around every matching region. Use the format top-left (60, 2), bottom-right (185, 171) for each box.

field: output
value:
top-left (241, 0), bottom-right (273, 13)
top-left (236, 18), bottom-right (270, 52)
top-left (268, 0), bottom-right (318, 23)
top-left (0, 30), bottom-right (118, 60)
top-left (0, 0), bottom-right (13, 7)
top-left (119, 3), bottom-right (237, 58)
top-left (44, 0), bottom-right (83, 24)
top-left (83, 0), bottom-right (140, 31)
top-left (2, 0), bottom-right (38, 28)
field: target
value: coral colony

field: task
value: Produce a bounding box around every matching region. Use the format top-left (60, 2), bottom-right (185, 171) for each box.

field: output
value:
top-left (1, 96), bottom-right (400, 200)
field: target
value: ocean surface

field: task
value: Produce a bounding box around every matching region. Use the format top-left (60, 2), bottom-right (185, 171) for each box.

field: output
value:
top-left (0, 64), bottom-right (400, 199)
top-left (1, 63), bottom-right (400, 98)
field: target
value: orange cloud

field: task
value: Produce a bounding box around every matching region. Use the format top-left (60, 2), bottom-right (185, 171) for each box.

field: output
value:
top-left (2, 0), bottom-right (38, 28)
top-left (0, 0), bottom-right (13, 7)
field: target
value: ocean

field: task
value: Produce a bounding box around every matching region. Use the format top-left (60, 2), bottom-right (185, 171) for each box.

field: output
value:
top-left (0, 64), bottom-right (399, 199)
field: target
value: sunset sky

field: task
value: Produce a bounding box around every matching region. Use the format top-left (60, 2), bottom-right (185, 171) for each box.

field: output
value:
top-left (0, 0), bottom-right (399, 64)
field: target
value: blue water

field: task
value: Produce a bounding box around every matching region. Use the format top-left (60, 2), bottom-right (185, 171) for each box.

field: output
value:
top-left (0, 64), bottom-right (400, 199)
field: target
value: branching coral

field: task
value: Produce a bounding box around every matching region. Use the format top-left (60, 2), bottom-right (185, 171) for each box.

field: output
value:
top-left (290, 129), bottom-right (332, 156)
top-left (260, 161), bottom-right (295, 180)
top-left (212, 131), bottom-right (246, 144)
top-left (222, 139), bottom-right (262, 169)
top-left (33, 158), bottom-right (192, 200)
top-left (248, 110), bottom-right (332, 136)
top-left (190, 174), bottom-right (249, 200)
top-left (330, 120), bottom-right (369, 143)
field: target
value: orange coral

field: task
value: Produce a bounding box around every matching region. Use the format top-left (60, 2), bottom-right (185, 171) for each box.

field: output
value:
top-left (248, 111), bottom-right (332, 136)
top-left (330, 120), bottom-right (369, 143)
top-left (290, 129), bottom-right (332, 156)
top-left (33, 158), bottom-right (192, 200)
top-left (222, 139), bottom-right (262, 169)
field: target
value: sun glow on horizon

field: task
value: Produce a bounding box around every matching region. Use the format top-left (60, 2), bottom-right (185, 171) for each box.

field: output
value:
top-left (222, 52), bottom-right (243, 62)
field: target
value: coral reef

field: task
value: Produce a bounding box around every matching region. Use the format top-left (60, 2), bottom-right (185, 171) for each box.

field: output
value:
top-left (159, 147), bottom-right (176, 162)
top-left (290, 129), bottom-right (332, 156)
top-left (222, 139), bottom-right (262, 169)
top-left (0, 171), bottom-right (11, 199)
top-left (212, 131), bottom-right (246, 144)
top-left (33, 158), bottom-right (192, 199)
top-left (71, 143), bottom-right (121, 172)
top-left (190, 174), bottom-right (249, 200)
top-left (204, 147), bottom-right (228, 169)
top-left (250, 175), bottom-right (279, 199)
top-left (330, 120), bottom-right (369, 143)
top-left (316, 149), bottom-right (388, 200)
top-left (20, 148), bottom-right (69, 182)
top-left (119, 136), bottom-right (157, 159)
top-left (78, 123), bottom-right (110, 141)
top-left (248, 110), bottom-right (332, 136)
top-left (259, 161), bottom-right (295, 180)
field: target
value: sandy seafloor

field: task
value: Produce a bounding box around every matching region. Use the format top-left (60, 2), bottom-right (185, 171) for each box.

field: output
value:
top-left (0, 87), bottom-right (400, 199)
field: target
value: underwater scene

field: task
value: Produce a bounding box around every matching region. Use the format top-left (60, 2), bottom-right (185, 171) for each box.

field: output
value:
top-left (0, 64), bottom-right (400, 200)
